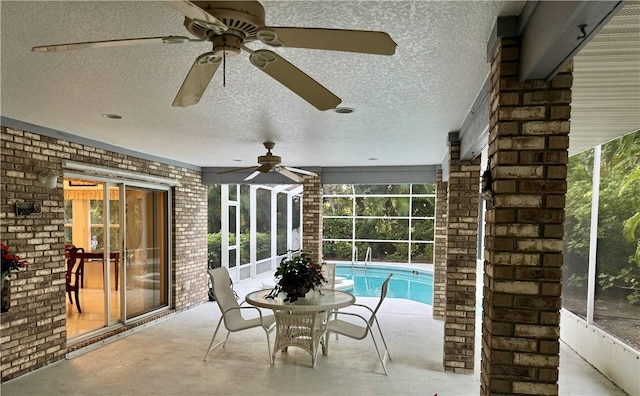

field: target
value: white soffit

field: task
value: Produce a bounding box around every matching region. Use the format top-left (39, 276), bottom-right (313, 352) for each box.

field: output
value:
top-left (570, 1), bottom-right (640, 156)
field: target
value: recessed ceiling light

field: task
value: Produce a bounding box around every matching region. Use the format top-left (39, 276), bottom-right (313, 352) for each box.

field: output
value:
top-left (102, 113), bottom-right (122, 119)
top-left (334, 107), bottom-right (354, 114)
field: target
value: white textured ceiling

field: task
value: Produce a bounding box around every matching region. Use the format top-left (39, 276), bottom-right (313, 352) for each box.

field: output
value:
top-left (1, 1), bottom-right (638, 171)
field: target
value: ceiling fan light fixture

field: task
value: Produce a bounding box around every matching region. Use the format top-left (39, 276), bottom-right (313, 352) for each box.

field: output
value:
top-left (211, 34), bottom-right (242, 57)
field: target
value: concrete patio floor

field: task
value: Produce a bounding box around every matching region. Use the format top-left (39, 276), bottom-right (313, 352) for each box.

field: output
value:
top-left (1, 271), bottom-right (627, 396)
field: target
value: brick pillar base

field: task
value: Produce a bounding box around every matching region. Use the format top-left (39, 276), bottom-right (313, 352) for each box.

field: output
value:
top-left (480, 37), bottom-right (571, 395)
top-left (302, 175), bottom-right (323, 265)
top-left (443, 140), bottom-right (480, 373)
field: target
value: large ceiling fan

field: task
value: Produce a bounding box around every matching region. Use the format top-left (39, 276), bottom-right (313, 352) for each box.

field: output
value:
top-left (32, 1), bottom-right (397, 111)
top-left (218, 141), bottom-right (317, 182)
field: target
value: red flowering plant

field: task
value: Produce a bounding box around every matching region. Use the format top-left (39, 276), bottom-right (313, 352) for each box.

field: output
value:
top-left (2, 243), bottom-right (28, 283)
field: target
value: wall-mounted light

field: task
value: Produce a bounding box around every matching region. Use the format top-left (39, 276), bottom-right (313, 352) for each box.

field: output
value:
top-left (481, 155), bottom-right (494, 204)
top-left (37, 169), bottom-right (58, 189)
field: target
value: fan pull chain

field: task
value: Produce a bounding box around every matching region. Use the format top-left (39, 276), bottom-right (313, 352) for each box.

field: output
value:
top-left (222, 36), bottom-right (226, 87)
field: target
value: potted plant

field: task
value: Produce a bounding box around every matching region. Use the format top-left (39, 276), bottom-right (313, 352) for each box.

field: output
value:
top-left (2, 243), bottom-right (28, 313)
top-left (267, 251), bottom-right (326, 302)
top-left (1, 243), bottom-right (27, 286)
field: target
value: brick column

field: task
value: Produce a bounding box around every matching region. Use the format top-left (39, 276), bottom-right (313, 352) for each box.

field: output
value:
top-left (433, 169), bottom-right (448, 319)
top-left (443, 139), bottom-right (481, 373)
top-left (481, 37), bottom-right (571, 395)
top-left (302, 175), bottom-right (323, 265)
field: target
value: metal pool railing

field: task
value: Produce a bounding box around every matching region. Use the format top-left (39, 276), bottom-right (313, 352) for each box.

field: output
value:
top-left (352, 246), bottom-right (373, 270)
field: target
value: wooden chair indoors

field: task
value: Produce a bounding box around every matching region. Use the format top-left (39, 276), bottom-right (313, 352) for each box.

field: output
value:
top-left (65, 246), bottom-right (85, 313)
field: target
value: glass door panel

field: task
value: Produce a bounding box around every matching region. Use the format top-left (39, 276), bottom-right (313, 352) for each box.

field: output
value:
top-left (107, 185), bottom-right (121, 324)
top-left (64, 179), bottom-right (108, 337)
top-left (124, 187), bottom-right (168, 320)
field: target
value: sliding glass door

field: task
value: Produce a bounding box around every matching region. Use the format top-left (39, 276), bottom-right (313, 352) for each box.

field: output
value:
top-left (64, 178), bottom-right (170, 338)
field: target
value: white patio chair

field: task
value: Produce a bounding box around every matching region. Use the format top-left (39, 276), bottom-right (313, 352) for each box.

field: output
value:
top-left (204, 267), bottom-right (276, 364)
top-left (326, 273), bottom-right (393, 375)
top-left (322, 263), bottom-right (336, 290)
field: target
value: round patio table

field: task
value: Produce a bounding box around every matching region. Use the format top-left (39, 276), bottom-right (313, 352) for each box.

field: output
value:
top-left (245, 289), bottom-right (355, 368)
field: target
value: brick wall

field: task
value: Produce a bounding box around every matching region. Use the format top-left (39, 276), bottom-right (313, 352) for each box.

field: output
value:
top-left (480, 37), bottom-right (571, 395)
top-left (433, 169), bottom-right (448, 320)
top-left (302, 175), bottom-right (323, 265)
top-left (443, 140), bottom-right (480, 373)
top-left (1, 126), bottom-right (207, 381)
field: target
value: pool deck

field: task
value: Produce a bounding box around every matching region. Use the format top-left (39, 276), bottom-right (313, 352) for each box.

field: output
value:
top-left (0, 268), bottom-right (626, 396)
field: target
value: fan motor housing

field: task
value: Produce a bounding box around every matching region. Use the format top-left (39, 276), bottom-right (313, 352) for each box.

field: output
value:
top-left (258, 153), bottom-right (281, 165)
top-left (186, 1), bottom-right (265, 39)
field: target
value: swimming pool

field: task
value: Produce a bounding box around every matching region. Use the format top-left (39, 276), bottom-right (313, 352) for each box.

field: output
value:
top-left (335, 264), bottom-right (433, 305)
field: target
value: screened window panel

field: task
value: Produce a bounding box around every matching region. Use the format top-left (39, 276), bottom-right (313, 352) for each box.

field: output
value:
top-left (277, 193), bottom-right (287, 255)
top-left (207, 185), bottom-right (221, 234)
top-left (593, 130), bottom-right (640, 350)
top-left (291, 195), bottom-right (302, 251)
top-left (412, 184), bottom-right (436, 194)
top-left (412, 197), bottom-right (435, 217)
top-left (240, 185), bottom-right (250, 265)
top-left (323, 184), bottom-right (353, 195)
top-left (354, 196), bottom-right (409, 217)
top-left (411, 242), bottom-right (434, 263)
top-left (563, 149), bottom-right (594, 320)
top-left (411, 219), bottom-right (434, 240)
top-left (228, 186), bottom-right (237, 200)
top-left (323, 196), bottom-right (353, 216)
top-left (322, 241), bottom-right (353, 261)
top-left (256, 188), bottom-right (271, 261)
top-left (228, 248), bottom-right (237, 268)
top-left (323, 218), bottom-right (353, 239)
top-left (355, 241), bottom-right (409, 263)
top-left (353, 184), bottom-right (410, 194)
top-left (355, 218), bottom-right (409, 240)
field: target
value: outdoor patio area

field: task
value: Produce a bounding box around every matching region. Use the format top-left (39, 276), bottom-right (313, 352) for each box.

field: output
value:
top-left (1, 271), bottom-right (626, 396)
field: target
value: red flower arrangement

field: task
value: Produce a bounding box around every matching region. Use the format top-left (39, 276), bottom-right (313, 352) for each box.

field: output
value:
top-left (2, 243), bottom-right (28, 282)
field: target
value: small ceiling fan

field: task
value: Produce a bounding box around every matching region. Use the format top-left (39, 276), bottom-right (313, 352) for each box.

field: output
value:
top-left (218, 142), bottom-right (317, 182)
top-left (31, 1), bottom-right (397, 111)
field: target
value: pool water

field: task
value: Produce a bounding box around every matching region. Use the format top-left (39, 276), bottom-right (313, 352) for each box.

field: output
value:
top-left (335, 265), bottom-right (433, 305)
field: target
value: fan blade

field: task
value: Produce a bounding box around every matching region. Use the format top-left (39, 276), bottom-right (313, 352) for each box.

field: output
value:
top-left (245, 171), bottom-right (262, 181)
top-left (257, 28), bottom-right (396, 55)
top-left (284, 166), bottom-right (318, 177)
top-left (277, 168), bottom-right (303, 183)
top-left (217, 166), bottom-right (258, 175)
top-left (173, 52), bottom-right (221, 107)
top-left (249, 50), bottom-right (341, 111)
top-left (163, 1), bottom-right (228, 35)
top-left (32, 36), bottom-right (192, 52)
